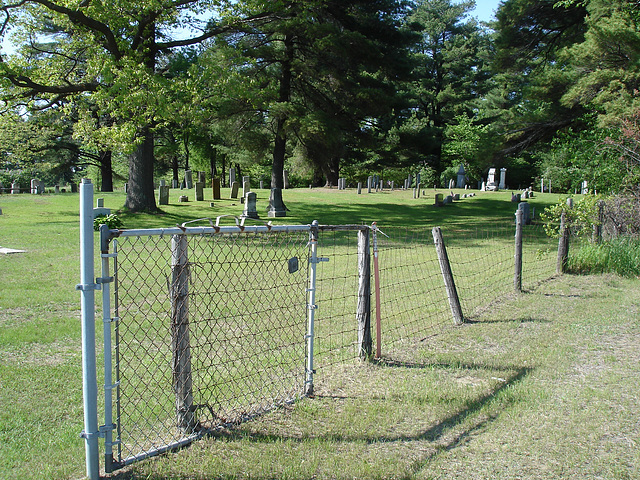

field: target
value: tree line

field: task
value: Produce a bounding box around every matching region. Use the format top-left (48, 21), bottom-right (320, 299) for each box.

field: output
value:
top-left (0, 0), bottom-right (638, 212)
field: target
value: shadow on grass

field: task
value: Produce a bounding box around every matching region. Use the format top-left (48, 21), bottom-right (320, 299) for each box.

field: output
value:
top-left (108, 358), bottom-right (532, 480)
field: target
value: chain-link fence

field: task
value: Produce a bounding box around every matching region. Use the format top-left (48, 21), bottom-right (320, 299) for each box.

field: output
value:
top-left (86, 212), bottom-right (557, 476)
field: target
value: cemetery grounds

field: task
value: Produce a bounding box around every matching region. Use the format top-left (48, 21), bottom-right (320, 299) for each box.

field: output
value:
top-left (0, 187), bottom-right (639, 479)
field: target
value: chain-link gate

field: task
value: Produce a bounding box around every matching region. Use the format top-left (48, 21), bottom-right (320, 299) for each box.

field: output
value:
top-left (99, 219), bottom-right (324, 471)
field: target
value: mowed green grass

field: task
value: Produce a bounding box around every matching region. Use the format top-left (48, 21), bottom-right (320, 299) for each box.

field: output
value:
top-left (3, 186), bottom-right (638, 479)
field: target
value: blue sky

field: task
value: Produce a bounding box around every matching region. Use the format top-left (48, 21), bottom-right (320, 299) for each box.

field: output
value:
top-left (470, 0), bottom-right (502, 22)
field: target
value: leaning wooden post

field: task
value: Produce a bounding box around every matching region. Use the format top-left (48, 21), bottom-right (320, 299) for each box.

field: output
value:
top-left (170, 234), bottom-right (197, 433)
top-left (556, 212), bottom-right (570, 274)
top-left (514, 207), bottom-right (524, 292)
top-left (592, 200), bottom-right (604, 244)
top-left (356, 227), bottom-right (372, 359)
top-left (432, 227), bottom-right (464, 326)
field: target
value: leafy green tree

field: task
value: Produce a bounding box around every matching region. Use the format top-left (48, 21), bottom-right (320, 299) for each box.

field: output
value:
top-left (0, 0), bottom-right (270, 211)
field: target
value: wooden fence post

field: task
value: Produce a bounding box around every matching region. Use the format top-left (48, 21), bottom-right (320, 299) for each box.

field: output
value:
top-left (514, 208), bottom-right (524, 292)
top-left (432, 227), bottom-right (464, 326)
top-left (556, 212), bottom-right (570, 274)
top-left (356, 228), bottom-right (372, 359)
top-left (170, 234), bottom-right (197, 433)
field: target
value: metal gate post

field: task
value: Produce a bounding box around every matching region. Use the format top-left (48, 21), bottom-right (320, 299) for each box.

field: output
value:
top-left (77, 178), bottom-right (100, 480)
top-left (305, 221), bottom-right (320, 396)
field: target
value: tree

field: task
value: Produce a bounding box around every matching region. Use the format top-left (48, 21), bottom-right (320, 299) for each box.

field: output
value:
top-left (403, 0), bottom-right (491, 175)
top-left (0, 0), bottom-right (270, 211)
top-left (208, 0), bottom-right (411, 205)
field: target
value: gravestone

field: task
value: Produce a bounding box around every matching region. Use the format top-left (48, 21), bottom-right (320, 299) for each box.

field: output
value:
top-left (416, 173), bottom-right (421, 186)
top-left (159, 185), bottom-right (170, 205)
top-left (160, 179), bottom-right (166, 187)
top-left (581, 180), bottom-right (588, 194)
top-left (453, 193), bottom-right (460, 201)
top-left (212, 178), bottom-right (221, 200)
top-left (268, 188), bottom-right (286, 217)
top-left (456, 164), bottom-right (466, 188)
top-left (518, 202), bottom-right (532, 225)
top-left (357, 182), bottom-right (362, 194)
top-left (242, 176), bottom-right (251, 198)
top-left (242, 192), bottom-right (259, 219)
top-left (444, 195), bottom-right (453, 204)
top-left (486, 168), bottom-right (498, 191)
top-left (481, 181), bottom-right (486, 191)
top-left (70, 182), bottom-right (78, 193)
top-left (31, 179), bottom-right (38, 194)
top-left (367, 176), bottom-right (372, 193)
top-left (198, 171), bottom-right (206, 184)
top-left (260, 180), bottom-right (264, 190)
top-left (230, 181), bottom-right (239, 199)
top-left (179, 195), bottom-right (189, 202)
top-left (499, 168), bottom-right (507, 190)
top-left (184, 170), bottom-right (193, 190)
top-left (38, 181), bottom-right (45, 194)
top-left (229, 168), bottom-right (236, 188)
top-left (566, 197), bottom-right (574, 209)
top-left (173, 179), bottom-right (179, 189)
top-left (195, 182), bottom-right (204, 201)
top-left (55, 185), bottom-right (60, 194)
top-left (391, 181), bottom-right (394, 191)
top-left (435, 193), bottom-right (443, 206)
top-left (448, 179), bottom-right (455, 190)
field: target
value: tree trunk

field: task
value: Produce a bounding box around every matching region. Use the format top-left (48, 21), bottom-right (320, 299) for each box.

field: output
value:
top-left (322, 156), bottom-right (340, 187)
top-left (271, 35), bottom-right (294, 190)
top-left (124, 127), bottom-right (158, 212)
top-left (99, 150), bottom-right (114, 192)
top-left (209, 148), bottom-right (217, 180)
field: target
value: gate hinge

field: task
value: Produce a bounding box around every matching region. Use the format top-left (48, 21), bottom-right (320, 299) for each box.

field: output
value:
top-left (98, 424), bottom-right (116, 438)
top-left (76, 283), bottom-right (101, 292)
top-left (96, 276), bottom-right (114, 284)
top-left (310, 257), bottom-right (329, 264)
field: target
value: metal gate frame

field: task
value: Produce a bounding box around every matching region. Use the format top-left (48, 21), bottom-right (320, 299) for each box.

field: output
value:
top-left (78, 180), bottom-right (327, 479)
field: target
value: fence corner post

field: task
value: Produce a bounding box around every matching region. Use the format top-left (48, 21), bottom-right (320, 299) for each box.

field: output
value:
top-left (356, 227), bottom-right (372, 359)
top-left (514, 208), bottom-right (524, 292)
top-left (556, 211), bottom-right (570, 274)
top-left (432, 227), bottom-right (464, 326)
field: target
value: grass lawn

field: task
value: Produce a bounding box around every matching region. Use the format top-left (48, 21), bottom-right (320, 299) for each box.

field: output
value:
top-left (1, 186), bottom-right (638, 479)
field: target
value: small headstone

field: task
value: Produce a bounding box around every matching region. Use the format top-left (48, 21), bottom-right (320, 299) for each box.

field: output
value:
top-left (581, 180), bottom-right (588, 195)
top-left (198, 171), bottom-right (206, 184)
top-left (453, 193), bottom-right (460, 201)
top-left (210, 202), bottom-right (215, 207)
top-left (357, 182), bottom-right (362, 194)
top-left (260, 180), bottom-right (264, 190)
top-left (179, 195), bottom-right (189, 203)
top-left (184, 170), bottom-right (193, 190)
top-left (195, 182), bottom-right (204, 201)
top-left (12, 182), bottom-right (20, 194)
top-left (212, 178), bottom-right (221, 200)
top-left (54, 185), bottom-right (60, 194)
top-left (97, 198), bottom-right (105, 208)
top-left (230, 181), bottom-right (239, 199)
top-left (448, 179), bottom-right (455, 190)
top-left (160, 179), bottom-right (166, 187)
top-left (159, 185), bottom-right (170, 205)
top-left (435, 193), bottom-right (444, 206)
top-left (70, 182), bottom-right (78, 193)
top-left (444, 195), bottom-right (453, 204)
top-left (242, 176), bottom-right (251, 198)
top-left (242, 191), bottom-right (259, 219)
top-left (566, 197), bottom-right (574, 209)
top-left (31, 179), bottom-right (38, 194)
top-left (367, 176), bottom-right (372, 193)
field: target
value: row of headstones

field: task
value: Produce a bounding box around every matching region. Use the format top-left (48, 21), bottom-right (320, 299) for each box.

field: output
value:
top-left (434, 191), bottom-right (477, 206)
top-left (1, 180), bottom-right (78, 194)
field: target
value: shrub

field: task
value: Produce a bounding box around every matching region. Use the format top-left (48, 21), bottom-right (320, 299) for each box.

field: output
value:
top-left (569, 238), bottom-right (640, 277)
top-left (93, 213), bottom-right (123, 231)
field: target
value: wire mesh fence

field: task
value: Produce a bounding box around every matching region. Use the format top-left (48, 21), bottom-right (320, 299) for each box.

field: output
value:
top-left (98, 217), bottom-right (558, 472)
